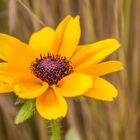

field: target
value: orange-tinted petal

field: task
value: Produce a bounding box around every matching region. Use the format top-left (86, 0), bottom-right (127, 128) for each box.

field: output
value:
top-left (36, 88), bottom-right (67, 120)
top-left (11, 73), bottom-right (48, 99)
top-left (53, 72), bottom-right (93, 97)
top-left (58, 16), bottom-right (81, 59)
top-left (0, 75), bottom-right (13, 93)
top-left (71, 39), bottom-right (120, 70)
top-left (75, 61), bottom-right (124, 76)
top-left (52, 16), bottom-right (72, 54)
top-left (0, 80), bottom-right (12, 93)
top-left (29, 27), bottom-right (55, 56)
top-left (0, 62), bottom-right (29, 77)
top-left (0, 63), bottom-right (28, 93)
top-left (0, 33), bottom-right (36, 67)
top-left (84, 76), bottom-right (118, 101)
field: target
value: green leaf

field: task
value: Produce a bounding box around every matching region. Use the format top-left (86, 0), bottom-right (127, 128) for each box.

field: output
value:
top-left (15, 97), bottom-right (25, 105)
top-left (15, 99), bottom-right (36, 124)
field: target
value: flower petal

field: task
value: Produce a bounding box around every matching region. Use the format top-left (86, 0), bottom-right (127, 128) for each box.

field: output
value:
top-left (58, 16), bottom-right (81, 59)
top-left (0, 33), bottom-right (36, 67)
top-left (52, 16), bottom-right (72, 54)
top-left (0, 80), bottom-right (12, 93)
top-left (0, 75), bottom-right (13, 93)
top-left (71, 39), bottom-right (120, 70)
top-left (75, 61), bottom-right (124, 76)
top-left (0, 63), bottom-right (28, 93)
top-left (11, 73), bottom-right (48, 99)
top-left (0, 62), bottom-right (29, 77)
top-left (36, 88), bottom-right (67, 120)
top-left (29, 27), bottom-right (55, 56)
top-left (84, 76), bottom-right (118, 101)
top-left (53, 73), bottom-right (93, 97)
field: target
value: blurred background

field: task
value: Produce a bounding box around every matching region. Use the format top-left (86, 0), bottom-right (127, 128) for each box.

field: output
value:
top-left (0, 0), bottom-right (139, 140)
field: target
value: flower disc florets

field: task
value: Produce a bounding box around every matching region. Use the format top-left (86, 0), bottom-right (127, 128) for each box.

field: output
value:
top-left (31, 53), bottom-right (73, 85)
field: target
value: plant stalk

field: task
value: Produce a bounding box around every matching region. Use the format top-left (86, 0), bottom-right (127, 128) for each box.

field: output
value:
top-left (51, 119), bottom-right (61, 140)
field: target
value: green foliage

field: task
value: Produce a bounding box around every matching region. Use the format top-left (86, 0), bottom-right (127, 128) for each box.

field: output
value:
top-left (15, 99), bottom-right (36, 124)
top-left (15, 98), bottom-right (25, 105)
top-left (51, 120), bottom-right (61, 140)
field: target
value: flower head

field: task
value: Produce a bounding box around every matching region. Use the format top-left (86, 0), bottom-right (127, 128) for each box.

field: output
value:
top-left (0, 16), bottom-right (123, 120)
top-left (31, 54), bottom-right (73, 85)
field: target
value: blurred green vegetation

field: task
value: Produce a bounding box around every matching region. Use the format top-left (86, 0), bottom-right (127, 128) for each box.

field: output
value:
top-left (0, 0), bottom-right (139, 140)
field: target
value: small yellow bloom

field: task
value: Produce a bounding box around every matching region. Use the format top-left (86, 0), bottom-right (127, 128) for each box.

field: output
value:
top-left (0, 16), bottom-right (123, 120)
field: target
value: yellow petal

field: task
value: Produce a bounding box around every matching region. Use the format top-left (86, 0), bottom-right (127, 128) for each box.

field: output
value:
top-left (0, 72), bottom-right (13, 93)
top-left (84, 76), bottom-right (118, 101)
top-left (0, 74), bottom-right (13, 83)
top-left (11, 73), bottom-right (48, 99)
top-left (0, 63), bottom-right (30, 94)
top-left (0, 80), bottom-right (12, 93)
top-left (29, 27), bottom-right (55, 56)
top-left (58, 16), bottom-right (81, 59)
top-left (0, 33), bottom-right (36, 67)
top-left (53, 72), bottom-right (93, 97)
top-left (0, 62), bottom-right (29, 77)
top-left (36, 88), bottom-right (67, 120)
top-left (75, 61), bottom-right (124, 76)
top-left (52, 16), bottom-right (72, 54)
top-left (71, 39), bottom-right (120, 70)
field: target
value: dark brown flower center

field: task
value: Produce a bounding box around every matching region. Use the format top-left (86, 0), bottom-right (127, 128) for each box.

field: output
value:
top-left (31, 54), bottom-right (73, 85)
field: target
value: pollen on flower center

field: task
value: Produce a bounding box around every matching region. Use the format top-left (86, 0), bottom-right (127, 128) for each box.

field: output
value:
top-left (31, 54), bottom-right (73, 85)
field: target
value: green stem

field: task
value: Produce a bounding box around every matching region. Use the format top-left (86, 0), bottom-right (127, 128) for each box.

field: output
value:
top-left (51, 119), bottom-right (61, 140)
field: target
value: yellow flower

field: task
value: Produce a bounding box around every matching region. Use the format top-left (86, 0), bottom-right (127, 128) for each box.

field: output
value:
top-left (0, 16), bottom-right (123, 120)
